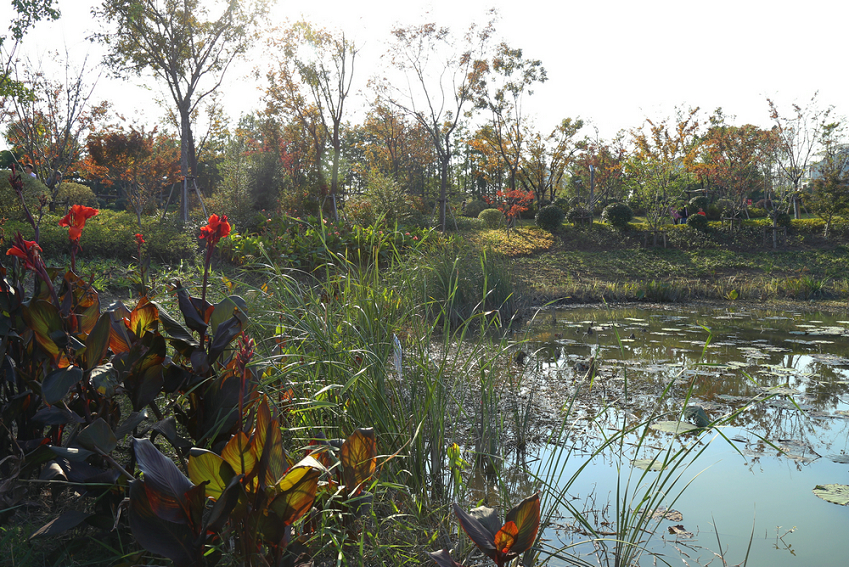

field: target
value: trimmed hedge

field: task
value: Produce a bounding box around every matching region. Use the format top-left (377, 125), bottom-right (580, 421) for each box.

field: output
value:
top-left (601, 202), bottom-right (634, 228)
top-left (1, 210), bottom-right (198, 264)
top-left (479, 208), bottom-right (504, 228)
top-left (535, 204), bottom-right (565, 232)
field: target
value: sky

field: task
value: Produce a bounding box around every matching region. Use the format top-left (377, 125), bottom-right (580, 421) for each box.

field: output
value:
top-left (2, 0), bottom-right (848, 142)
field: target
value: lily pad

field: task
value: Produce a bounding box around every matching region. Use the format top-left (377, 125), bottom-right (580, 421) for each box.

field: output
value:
top-left (651, 507), bottom-right (683, 522)
top-left (813, 484), bottom-right (849, 506)
top-left (650, 421), bottom-right (701, 434)
top-left (633, 458), bottom-right (665, 471)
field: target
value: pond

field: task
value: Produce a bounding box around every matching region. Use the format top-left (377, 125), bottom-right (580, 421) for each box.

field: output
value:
top-left (510, 303), bottom-right (849, 566)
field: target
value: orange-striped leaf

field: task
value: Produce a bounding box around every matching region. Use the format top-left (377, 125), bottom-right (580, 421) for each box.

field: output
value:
top-left (504, 492), bottom-right (540, 556)
top-left (222, 432), bottom-right (256, 477)
top-left (340, 428), bottom-right (376, 494)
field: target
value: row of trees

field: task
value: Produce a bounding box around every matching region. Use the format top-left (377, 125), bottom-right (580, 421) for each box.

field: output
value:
top-left (2, 2), bottom-right (847, 235)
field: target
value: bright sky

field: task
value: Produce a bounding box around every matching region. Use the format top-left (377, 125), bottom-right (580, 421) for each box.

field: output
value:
top-left (3, 0), bottom-right (848, 141)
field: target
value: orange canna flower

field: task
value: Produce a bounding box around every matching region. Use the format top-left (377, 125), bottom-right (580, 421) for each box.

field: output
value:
top-left (58, 205), bottom-right (99, 242)
top-left (6, 237), bottom-right (43, 271)
top-left (135, 233), bottom-right (145, 245)
top-left (199, 214), bottom-right (231, 246)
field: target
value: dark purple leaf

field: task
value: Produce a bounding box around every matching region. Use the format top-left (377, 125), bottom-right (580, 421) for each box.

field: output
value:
top-left (41, 365), bottom-right (83, 405)
top-left (205, 474), bottom-right (245, 534)
top-left (208, 315), bottom-right (242, 365)
top-left (132, 438), bottom-right (193, 499)
top-left (32, 405), bottom-right (83, 425)
top-left (128, 479), bottom-right (198, 567)
top-left (84, 312), bottom-right (112, 371)
top-left (428, 548), bottom-right (463, 567)
top-left (453, 503), bottom-right (498, 560)
top-left (49, 446), bottom-right (94, 462)
top-left (29, 510), bottom-right (91, 540)
top-left (175, 283), bottom-right (208, 335)
top-left (76, 418), bottom-right (117, 454)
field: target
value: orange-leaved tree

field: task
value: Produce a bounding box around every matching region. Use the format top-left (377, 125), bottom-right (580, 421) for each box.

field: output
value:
top-left (82, 124), bottom-right (180, 227)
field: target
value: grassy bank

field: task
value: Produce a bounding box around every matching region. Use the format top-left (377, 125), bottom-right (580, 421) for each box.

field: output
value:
top-left (460, 222), bottom-right (849, 306)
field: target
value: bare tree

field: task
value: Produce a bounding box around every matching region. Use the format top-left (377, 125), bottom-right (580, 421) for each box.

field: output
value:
top-left (766, 93), bottom-right (832, 219)
top-left (265, 20), bottom-right (358, 220)
top-left (376, 16), bottom-right (494, 231)
top-left (3, 50), bottom-right (107, 205)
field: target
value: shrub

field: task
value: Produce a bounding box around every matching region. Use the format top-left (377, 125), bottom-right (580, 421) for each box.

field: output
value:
top-left (601, 202), bottom-right (634, 228)
top-left (686, 212), bottom-right (709, 231)
top-left (55, 181), bottom-right (98, 208)
top-left (479, 208), bottom-right (505, 229)
top-left (0, 168), bottom-right (48, 220)
top-left (706, 204), bottom-right (721, 220)
top-left (566, 206), bottom-right (592, 225)
top-left (553, 197), bottom-right (569, 212)
top-left (748, 207), bottom-right (768, 218)
top-left (775, 212), bottom-right (792, 228)
top-left (689, 195), bottom-right (709, 212)
top-left (535, 204), bottom-right (565, 232)
top-left (715, 198), bottom-right (734, 216)
top-left (463, 198), bottom-right (490, 218)
top-left (343, 196), bottom-right (375, 227)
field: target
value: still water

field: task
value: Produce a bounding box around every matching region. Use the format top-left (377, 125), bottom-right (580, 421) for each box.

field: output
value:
top-left (515, 304), bottom-right (849, 566)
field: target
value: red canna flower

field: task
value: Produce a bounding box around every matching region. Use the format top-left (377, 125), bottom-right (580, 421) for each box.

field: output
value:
top-left (58, 205), bottom-right (99, 242)
top-left (199, 214), bottom-right (231, 246)
top-left (6, 236), bottom-right (43, 271)
top-left (135, 233), bottom-right (145, 245)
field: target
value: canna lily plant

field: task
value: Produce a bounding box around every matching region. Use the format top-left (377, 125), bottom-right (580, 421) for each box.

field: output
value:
top-left (129, 396), bottom-right (325, 566)
top-left (0, 209), bottom-right (251, 551)
top-left (431, 492), bottom-right (541, 567)
top-left (58, 204), bottom-right (99, 272)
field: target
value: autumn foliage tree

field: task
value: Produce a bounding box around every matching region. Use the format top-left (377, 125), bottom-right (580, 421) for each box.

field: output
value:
top-left (82, 124), bottom-right (180, 226)
top-left (685, 109), bottom-right (775, 217)
top-left (628, 108), bottom-right (700, 229)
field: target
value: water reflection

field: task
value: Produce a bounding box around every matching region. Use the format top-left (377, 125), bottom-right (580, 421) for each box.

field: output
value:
top-left (510, 304), bottom-right (849, 567)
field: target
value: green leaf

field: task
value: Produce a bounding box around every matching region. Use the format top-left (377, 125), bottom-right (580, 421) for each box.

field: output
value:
top-left (683, 405), bottom-right (711, 428)
top-left (76, 418), bottom-right (117, 454)
top-left (42, 366), bottom-right (83, 405)
top-left (813, 484), bottom-right (849, 506)
top-left (210, 295), bottom-right (248, 336)
top-left (188, 448), bottom-right (229, 500)
top-left (269, 458), bottom-right (322, 526)
top-left (22, 299), bottom-right (63, 361)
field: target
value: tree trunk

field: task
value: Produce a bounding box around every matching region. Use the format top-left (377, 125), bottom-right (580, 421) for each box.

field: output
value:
top-left (329, 125), bottom-right (340, 221)
top-left (438, 153), bottom-right (448, 232)
top-left (179, 107), bottom-right (192, 223)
